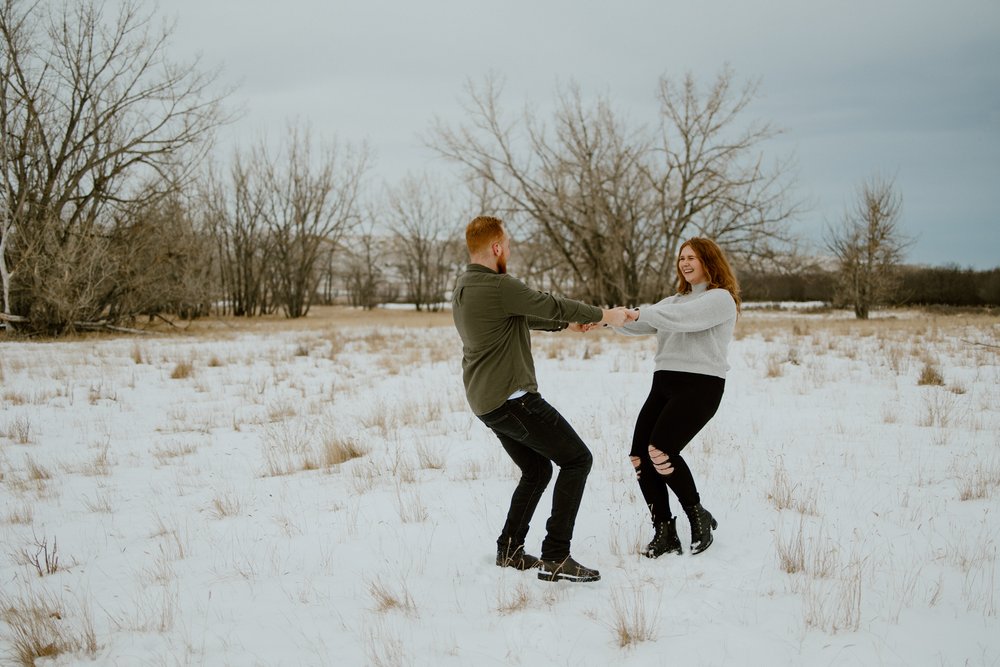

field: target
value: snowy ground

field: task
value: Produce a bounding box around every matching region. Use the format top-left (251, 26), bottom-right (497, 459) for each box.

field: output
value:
top-left (1, 307), bottom-right (998, 666)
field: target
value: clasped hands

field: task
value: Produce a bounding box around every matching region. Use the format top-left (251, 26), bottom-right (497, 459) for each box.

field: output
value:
top-left (567, 306), bottom-right (637, 332)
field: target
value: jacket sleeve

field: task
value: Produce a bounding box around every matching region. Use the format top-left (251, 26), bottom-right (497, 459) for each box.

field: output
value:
top-left (526, 315), bottom-right (569, 331)
top-left (498, 276), bottom-right (603, 324)
top-left (637, 289), bottom-right (736, 332)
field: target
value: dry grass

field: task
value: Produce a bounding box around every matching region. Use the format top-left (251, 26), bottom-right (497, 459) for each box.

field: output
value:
top-left (208, 492), bottom-right (244, 519)
top-left (735, 311), bottom-right (996, 348)
top-left (414, 438), bottom-right (445, 470)
top-left (496, 580), bottom-right (532, 614)
top-left (361, 400), bottom-right (398, 437)
top-left (261, 421), bottom-right (316, 476)
top-left (776, 520), bottom-right (806, 575)
top-left (609, 587), bottom-right (659, 648)
top-left (82, 490), bottom-right (113, 514)
top-left (4, 503), bottom-right (34, 525)
top-left (266, 399), bottom-right (297, 422)
top-left (151, 515), bottom-right (189, 561)
top-left (399, 397), bottom-right (443, 426)
top-left (320, 435), bottom-right (368, 466)
top-left (3, 415), bottom-right (33, 444)
top-left (763, 352), bottom-right (786, 378)
top-left (395, 485), bottom-right (429, 523)
top-left (801, 555), bottom-right (865, 633)
top-left (83, 445), bottom-right (113, 476)
top-left (24, 455), bottom-right (52, 481)
top-left (919, 391), bottom-right (961, 429)
top-left (364, 619), bottom-right (405, 667)
top-left (136, 305), bottom-right (455, 341)
top-left (0, 588), bottom-right (98, 665)
top-left (2, 390), bottom-right (28, 406)
top-left (958, 458), bottom-right (1000, 501)
top-left (169, 360), bottom-right (194, 379)
top-left (918, 360), bottom-right (945, 386)
top-left (775, 518), bottom-right (840, 578)
top-left (454, 460), bottom-right (482, 481)
top-left (350, 463), bottom-right (379, 494)
top-left (151, 441), bottom-right (197, 464)
top-left (768, 460), bottom-right (819, 516)
top-left (368, 577), bottom-right (417, 616)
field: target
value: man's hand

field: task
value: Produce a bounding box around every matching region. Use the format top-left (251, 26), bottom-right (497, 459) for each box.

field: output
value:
top-left (600, 306), bottom-right (638, 328)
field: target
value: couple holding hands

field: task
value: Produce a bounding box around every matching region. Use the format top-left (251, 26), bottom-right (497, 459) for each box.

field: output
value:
top-left (452, 216), bottom-right (740, 583)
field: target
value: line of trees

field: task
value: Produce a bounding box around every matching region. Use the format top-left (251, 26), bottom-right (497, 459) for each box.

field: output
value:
top-left (2, 1), bottom-right (994, 336)
top-left (740, 264), bottom-right (1000, 308)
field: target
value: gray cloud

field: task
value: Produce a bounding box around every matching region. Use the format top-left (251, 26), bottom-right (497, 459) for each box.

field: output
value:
top-left (166, 0), bottom-right (999, 267)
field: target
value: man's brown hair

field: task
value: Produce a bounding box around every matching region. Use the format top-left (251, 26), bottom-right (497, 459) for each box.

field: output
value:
top-left (465, 216), bottom-right (505, 254)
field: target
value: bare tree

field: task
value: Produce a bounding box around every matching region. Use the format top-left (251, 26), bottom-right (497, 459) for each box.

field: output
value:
top-left (825, 175), bottom-right (911, 319)
top-left (385, 173), bottom-right (462, 311)
top-left (342, 213), bottom-right (389, 310)
top-left (105, 191), bottom-right (215, 321)
top-left (430, 77), bottom-right (657, 305)
top-left (258, 126), bottom-right (369, 318)
top-left (428, 69), bottom-right (799, 305)
top-left (0, 4), bottom-right (19, 327)
top-left (651, 68), bottom-right (800, 285)
top-left (201, 155), bottom-right (273, 317)
top-left (0, 0), bottom-right (229, 333)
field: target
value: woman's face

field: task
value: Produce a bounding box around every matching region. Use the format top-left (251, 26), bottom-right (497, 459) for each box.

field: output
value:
top-left (678, 245), bottom-right (707, 285)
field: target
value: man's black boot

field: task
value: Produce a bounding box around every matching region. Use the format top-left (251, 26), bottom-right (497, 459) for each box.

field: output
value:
top-left (683, 503), bottom-right (718, 555)
top-left (537, 556), bottom-right (600, 582)
top-left (642, 516), bottom-right (683, 558)
top-left (496, 542), bottom-right (540, 570)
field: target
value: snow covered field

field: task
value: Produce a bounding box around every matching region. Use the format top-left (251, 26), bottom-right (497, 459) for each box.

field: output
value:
top-left (1, 307), bottom-right (998, 666)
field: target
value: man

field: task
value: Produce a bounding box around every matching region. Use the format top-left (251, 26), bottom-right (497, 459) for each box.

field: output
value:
top-left (452, 215), bottom-right (635, 583)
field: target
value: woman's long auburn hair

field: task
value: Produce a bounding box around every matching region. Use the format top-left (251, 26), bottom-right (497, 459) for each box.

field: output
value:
top-left (675, 237), bottom-right (742, 314)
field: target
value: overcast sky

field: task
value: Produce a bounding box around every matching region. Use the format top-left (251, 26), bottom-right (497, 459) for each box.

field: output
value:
top-left (165, 0), bottom-right (999, 268)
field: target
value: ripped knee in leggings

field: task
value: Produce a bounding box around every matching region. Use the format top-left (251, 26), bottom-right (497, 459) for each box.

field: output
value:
top-left (648, 444), bottom-right (674, 476)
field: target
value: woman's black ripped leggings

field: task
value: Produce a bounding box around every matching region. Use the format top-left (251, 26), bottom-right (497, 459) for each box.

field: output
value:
top-left (630, 369), bottom-right (725, 524)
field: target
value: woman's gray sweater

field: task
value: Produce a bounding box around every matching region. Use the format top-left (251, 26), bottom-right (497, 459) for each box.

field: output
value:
top-left (615, 282), bottom-right (737, 379)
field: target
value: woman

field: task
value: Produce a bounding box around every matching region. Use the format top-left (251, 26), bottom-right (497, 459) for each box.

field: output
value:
top-left (615, 237), bottom-right (740, 557)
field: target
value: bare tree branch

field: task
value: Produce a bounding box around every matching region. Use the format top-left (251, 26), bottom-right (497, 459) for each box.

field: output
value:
top-left (427, 68), bottom-right (800, 305)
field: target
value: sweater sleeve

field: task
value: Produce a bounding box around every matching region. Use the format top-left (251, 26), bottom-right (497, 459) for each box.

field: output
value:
top-left (613, 319), bottom-right (657, 336)
top-left (637, 289), bottom-right (736, 332)
top-left (498, 276), bottom-right (603, 324)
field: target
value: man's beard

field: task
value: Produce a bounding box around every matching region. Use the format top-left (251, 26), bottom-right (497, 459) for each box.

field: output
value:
top-left (496, 255), bottom-right (507, 274)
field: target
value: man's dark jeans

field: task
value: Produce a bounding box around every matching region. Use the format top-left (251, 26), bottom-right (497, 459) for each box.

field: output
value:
top-left (478, 392), bottom-right (593, 561)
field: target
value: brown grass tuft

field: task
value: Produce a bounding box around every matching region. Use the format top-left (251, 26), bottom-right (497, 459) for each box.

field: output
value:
top-left (0, 589), bottom-right (97, 665)
top-left (170, 360), bottom-right (194, 379)
top-left (917, 360), bottom-right (944, 386)
top-left (610, 587), bottom-right (659, 648)
top-left (321, 436), bottom-right (367, 466)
